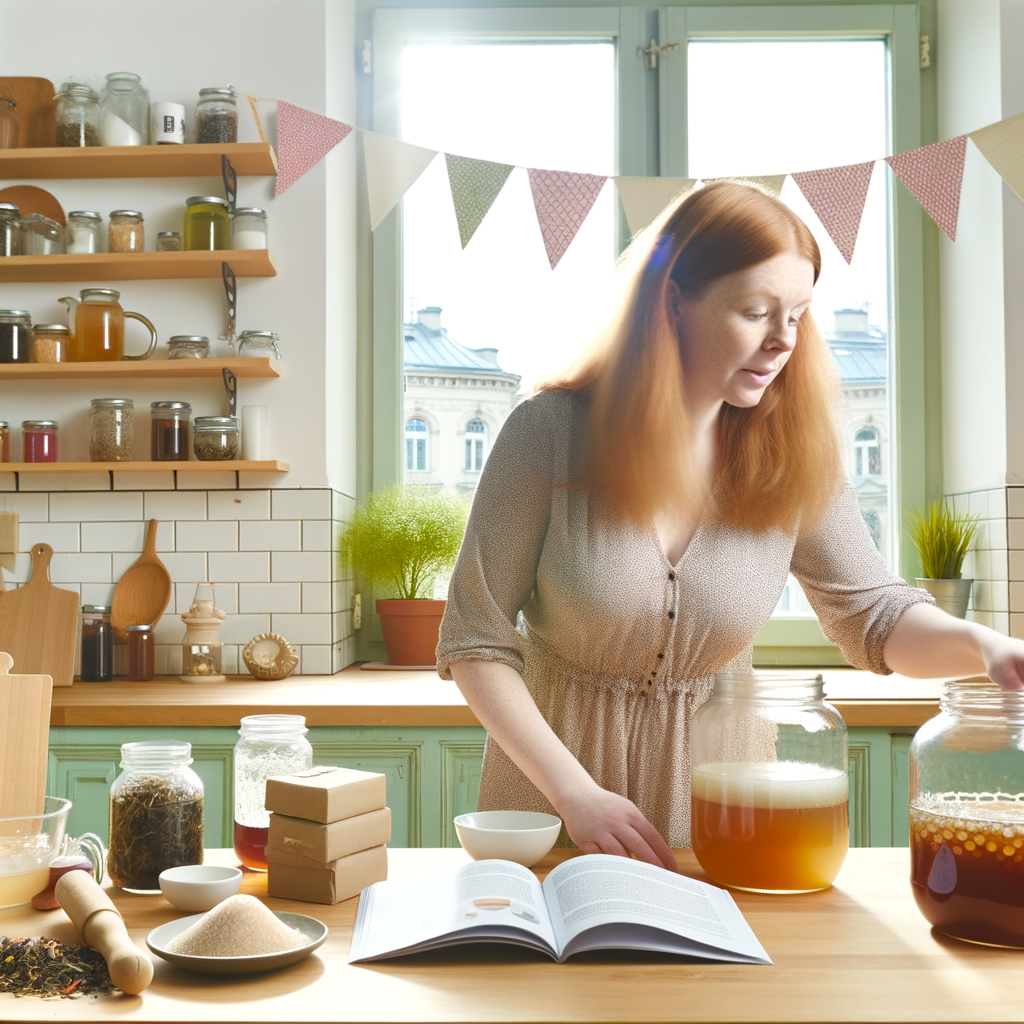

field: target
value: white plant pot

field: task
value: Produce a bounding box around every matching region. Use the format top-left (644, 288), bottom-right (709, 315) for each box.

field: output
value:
top-left (915, 577), bottom-right (973, 619)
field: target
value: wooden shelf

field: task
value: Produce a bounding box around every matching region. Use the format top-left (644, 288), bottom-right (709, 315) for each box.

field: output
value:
top-left (0, 357), bottom-right (281, 380)
top-left (0, 142), bottom-right (279, 179)
top-left (0, 248), bottom-right (277, 282)
top-left (1, 461), bottom-right (290, 474)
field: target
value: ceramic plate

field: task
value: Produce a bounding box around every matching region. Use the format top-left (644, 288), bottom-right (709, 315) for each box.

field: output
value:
top-left (146, 911), bottom-right (328, 974)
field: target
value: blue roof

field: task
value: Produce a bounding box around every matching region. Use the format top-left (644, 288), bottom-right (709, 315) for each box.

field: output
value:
top-left (403, 320), bottom-right (509, 372)
top-left (829, 341), bottom-right (887, 385)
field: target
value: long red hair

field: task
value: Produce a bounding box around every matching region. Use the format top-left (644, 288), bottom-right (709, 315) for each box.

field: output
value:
top-left (539, 181), bottom-right (844, 535)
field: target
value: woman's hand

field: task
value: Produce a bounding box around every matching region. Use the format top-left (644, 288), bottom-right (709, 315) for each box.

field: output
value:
top-left (558, 783), bottom-right (677, 872)
top-left (976, 631), bottom-right (1024, 691)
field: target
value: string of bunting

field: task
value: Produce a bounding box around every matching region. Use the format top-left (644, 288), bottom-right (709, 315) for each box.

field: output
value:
top-left (252, 98), bottom-right (1024, 270)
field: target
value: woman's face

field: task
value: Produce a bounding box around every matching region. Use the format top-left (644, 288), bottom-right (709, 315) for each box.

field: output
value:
top-left (667, 252), bottom-right (815, 413)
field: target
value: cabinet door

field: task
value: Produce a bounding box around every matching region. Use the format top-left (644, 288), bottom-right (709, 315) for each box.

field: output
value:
top-left (440, 741), bottom-right (485, 847)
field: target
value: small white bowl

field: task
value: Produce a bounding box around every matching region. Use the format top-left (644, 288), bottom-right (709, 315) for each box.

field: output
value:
top-left (159, 865), bottom-right (243, 912)
top-left (454, 810), bottom-right (562, 867)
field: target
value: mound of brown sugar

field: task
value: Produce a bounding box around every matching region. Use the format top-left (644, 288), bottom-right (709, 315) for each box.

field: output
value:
top-left (166, 895), bottom-right (307, 957)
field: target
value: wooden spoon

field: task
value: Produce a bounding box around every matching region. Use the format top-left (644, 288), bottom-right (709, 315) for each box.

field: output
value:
top-left (111, 519), bottom-right (172, 642)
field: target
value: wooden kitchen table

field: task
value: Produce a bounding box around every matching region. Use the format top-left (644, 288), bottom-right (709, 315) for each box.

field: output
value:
top-left (1, 847), bottom-right (1021, 1023)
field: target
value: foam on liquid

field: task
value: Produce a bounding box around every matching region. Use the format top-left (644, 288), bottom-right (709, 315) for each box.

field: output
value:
top-left (692, 761), bottom-right (849, 810)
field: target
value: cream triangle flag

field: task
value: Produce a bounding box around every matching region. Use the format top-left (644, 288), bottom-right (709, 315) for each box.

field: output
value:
top-left (701, 175), bottom-right (787, 198)
top-left (614, 177), bottom-right (698, 235)
top-left (445, 154), bottom-right (515, 248)
top-left (969, 111), bottom-right (1024, 201)
top-left (363, 132), bottom-right (438, 231)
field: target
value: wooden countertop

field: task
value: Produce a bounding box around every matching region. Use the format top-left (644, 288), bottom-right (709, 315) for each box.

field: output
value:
top-left (48, 667), bottom-right (947, 729)
top-left (1, 847), bottom-right (1021, 1023)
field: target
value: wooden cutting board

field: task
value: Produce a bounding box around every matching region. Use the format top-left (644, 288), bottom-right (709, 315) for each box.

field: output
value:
top-left (0, 77), bottom-right (56, 148)
top-left (0, 543), bottom-right (79, 688)
top-left (0, 185), bottom-right (65, 225)
top-left (0, 651), bottom-right (52, 818)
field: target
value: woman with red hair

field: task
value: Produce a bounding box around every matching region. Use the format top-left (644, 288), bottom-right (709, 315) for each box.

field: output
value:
top-left (436, 181), bottom-right (1024, 869)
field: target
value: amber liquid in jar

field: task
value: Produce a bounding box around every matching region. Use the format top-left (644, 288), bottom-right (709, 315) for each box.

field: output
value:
top-left (151, 419), bottom-right (188, 461)
top-left (910, 802), bottom-right (1024, 947)
top-left (73, 301), bottom-right (123, 361)
top-left (234, 822), bottom-right (269, 871)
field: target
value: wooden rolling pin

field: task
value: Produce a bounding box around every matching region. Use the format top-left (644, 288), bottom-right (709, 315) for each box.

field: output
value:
top-left (54, 870), bottom-right (154, 995)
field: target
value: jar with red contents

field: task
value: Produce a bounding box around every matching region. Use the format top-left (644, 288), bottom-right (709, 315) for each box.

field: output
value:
top-left (22, 420), bottom-right (58, 463)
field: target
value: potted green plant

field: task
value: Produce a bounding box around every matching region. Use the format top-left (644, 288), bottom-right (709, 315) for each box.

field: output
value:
top-left (905, 501), bottom-right (980, 619)
top-left (341, 485), bottom-right (468, 666)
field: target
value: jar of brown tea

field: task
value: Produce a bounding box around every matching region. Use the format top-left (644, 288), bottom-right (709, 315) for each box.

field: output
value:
top-left (0, 310), bottom-right (32, 363)
top-left (127, 624), bottom-right (155, 681)
top-left (108, 740), bottom-right (204, 892)
top-left (0, 422), bottom-right (9, 463)
top-left (150, 401), bottom-right (190, 461)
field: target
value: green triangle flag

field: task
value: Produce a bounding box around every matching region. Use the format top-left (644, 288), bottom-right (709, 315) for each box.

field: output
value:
top-left (445, 154), bottom-right (515, 248)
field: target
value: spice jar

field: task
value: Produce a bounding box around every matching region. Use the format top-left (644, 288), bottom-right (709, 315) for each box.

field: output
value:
top-left (127, 624), bottom-right (155, 682)
top-left (232, 208), bottom-right (268, 249)
top-left (55, 84), bottom-right (100, 147)
top-left (107, 740), bottom-right (204, 893)
top-left (167, 335), bottom-right (211, 359)
top-left (66, 211), bottom-right (102, 254)
top-left (108, 210), bottom-right (144, 253)
top-left (20, 214), bottom-right (65, 255)
top-left (194, 87), bottom-right (237, 144)
top-left (0, 423), bottom-right (9, 463)
top-left (89, 398), bottom-right (134, 462)
top-left (156, 231), bottom-right (181, 252)
top-left (150, 401), bottom-right (190, 461)
top-left (910, 680), bottom-right (1024, 947)
top-left (30, 324), bottom-right (70, 363)
top-left (80, 605), bottom-right (113, 682)
top-left (0, 203), bottom-right (20, 256)
top-left (99, 72), bottom-right (149, 145)
top-left (233, 716), bottom-right (313, 871)
top-left (237, 330), bottom-right (283, 360)
top-left (193, 416), bottom-right (238, 461)
top-left (0, 311), bottom-right (32, 363)
top-left (183, 196), bottom-right (229, 251)
top-left (22, 421), bottom-right (57, 464)
top-left (690, 671), bottom-right (849, 894)
top-left (0, 97), bottom-right (18, 149)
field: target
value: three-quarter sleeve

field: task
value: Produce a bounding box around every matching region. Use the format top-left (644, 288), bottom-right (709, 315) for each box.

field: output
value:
top-left (790, 483), bottom-right (935, 675)
top-left (436, 393), bottom-right (557, 680)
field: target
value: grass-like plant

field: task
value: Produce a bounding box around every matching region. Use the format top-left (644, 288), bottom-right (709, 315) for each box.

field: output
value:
top-left (340, 485), bottom-right (469, 600)
top-left (905, 501), bottom-right (980, 580)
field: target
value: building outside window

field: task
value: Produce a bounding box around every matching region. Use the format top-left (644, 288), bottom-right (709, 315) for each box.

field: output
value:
top-left (405, 417), bottom-right (429, 473)
top-left (465, 418), bottom-right (487, 472)
top-left (855, 427), bottom-right (882, 477)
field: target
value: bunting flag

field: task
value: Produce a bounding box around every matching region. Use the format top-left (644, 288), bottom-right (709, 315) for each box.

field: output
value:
top-left (445, 154), bottom-right (515, 248)
top-left (791, 161), bottom-right (875, 264)
top-left (527, 169), bottom-right (608, 269)
top-left (885, 136), bottom-right (968, 241)
top-left (274, 101), bottom-right (354, 196)
top-left (614, 177), bottom-right (697, 235)
top-left (702, 175), bottom-right (787, 198)
top-left (363, 132), bottom-right (438, 231)
top-left (969, 111), bottom-right (1024, 202)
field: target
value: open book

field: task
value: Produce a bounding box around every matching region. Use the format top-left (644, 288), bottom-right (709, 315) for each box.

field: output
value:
top-left (348, 854), bottom-right (771, 964)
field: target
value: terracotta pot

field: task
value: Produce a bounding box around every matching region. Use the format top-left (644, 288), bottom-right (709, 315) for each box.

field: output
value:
top-left (375, 599), bottom-right (446, 666)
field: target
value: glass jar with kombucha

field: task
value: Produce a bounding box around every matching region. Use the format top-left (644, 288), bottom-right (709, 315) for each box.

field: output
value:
top-left (909, 680), bottom-right (1024, 947)
top-left (690, 671), bottom-right (849, 894)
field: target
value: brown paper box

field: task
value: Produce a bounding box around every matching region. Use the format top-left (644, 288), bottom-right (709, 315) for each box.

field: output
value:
top-left (266, 807), bottom-right (391, 865)
top-left (267, 845), bottom-right (388, 905)
top-left (264, 765), bottom-right (386, 823)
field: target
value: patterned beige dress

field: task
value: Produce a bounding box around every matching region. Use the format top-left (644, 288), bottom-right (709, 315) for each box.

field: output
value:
top-left (436, 389), bottom-right (934, 848)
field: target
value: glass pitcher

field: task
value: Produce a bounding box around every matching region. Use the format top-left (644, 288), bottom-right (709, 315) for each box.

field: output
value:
top-left (59, 288), bottom-right (157, 362)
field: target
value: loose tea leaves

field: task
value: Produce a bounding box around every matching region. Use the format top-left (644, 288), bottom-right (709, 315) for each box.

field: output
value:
top-left (0, 937), bottom-right (115, 998)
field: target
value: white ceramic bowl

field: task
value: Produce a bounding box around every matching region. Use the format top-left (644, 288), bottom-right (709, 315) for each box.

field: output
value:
top-left (454, 810), bottom-right (562, 867)
top-left (158, 864), bottom-right (243, 912)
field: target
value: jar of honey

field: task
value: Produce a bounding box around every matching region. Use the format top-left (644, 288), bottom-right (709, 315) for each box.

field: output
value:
top-left (910, 680), bottom-right (1024, 947)
top-left (61, 288), bottom-right (157, 362)
top-left (690, 671), bottom-right (849, 894)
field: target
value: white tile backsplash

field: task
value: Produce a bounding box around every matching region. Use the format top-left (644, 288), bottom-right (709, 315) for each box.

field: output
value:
top-left (239, 582), bottom-right (302, 613)
top-left (208, 490), bottom-right (271, 520)
top-left (177, 470), bottom-right (237, 490)
top-left (300, 645), bottom-right (332, 674)
top-left (272, 550), bottom-right (332, 582)
top-left (51, 491), bottom-right (144, 522)
top-left (0, 494), bottom-right (47, 520)
top-left (271, 613), bottom-right (332, 644)
top-left (273, 489), bottom-right (331, 520)
top-left (239, 520), bottom-right (301, 551)
top-left (20, 522), bottom-right (80, 552)
top-left (176, 520), bottom-right (238, 552)
top-left (1009, 488), bottom-right (1024, 519)
top-left (302, 520), bottom-right (332, 551)
top-left (219, 613), bottom-right (272, 644)
top-left (209, 551), bottom-right (271, 583)
top-left (113, 471), bottom-right (175, 491)
top-left (144, 490), bottom-right (207, 522)
top-left (48, 552), bottom-right (111, 583)
top-left (302, 582), bottom-right (332, 613)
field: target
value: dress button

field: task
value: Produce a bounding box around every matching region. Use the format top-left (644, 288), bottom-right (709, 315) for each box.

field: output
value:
top-left (667, 611), bottom-right (675, 619)
top-left (657, 653), bottom-right (664, 659)
top-left (668, 572), bottom-right (676, 581)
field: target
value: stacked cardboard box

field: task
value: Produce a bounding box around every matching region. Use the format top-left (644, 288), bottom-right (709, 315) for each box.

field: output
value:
top-left (265, 765), bottom-right (390, 905)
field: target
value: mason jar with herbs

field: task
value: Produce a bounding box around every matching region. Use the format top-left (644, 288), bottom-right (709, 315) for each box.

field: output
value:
top-left (55, 84), bottom-right (101, 147)
top-left (193, 416), bottom-right (238, 461)
top-left (194, 87), bottom-right (237, 144)
top-left (167, 335), bottom-right (211, 359)
top-left (0, 311), bottom-right (32, 363)
top-left (30, 324), bottom-right (70, 364)
top-left (89, 398), bottom-right (134, 462)
top-left (109, 211), bottom-right (144, 253)
top-left (150, 401), bottom-right (190, 461)
top-left (66, 211), bottom-right (102, 254)
top-left (183, 196), bottom-right (229, 250)
top-left (23, 421), bottom-right (58, 463)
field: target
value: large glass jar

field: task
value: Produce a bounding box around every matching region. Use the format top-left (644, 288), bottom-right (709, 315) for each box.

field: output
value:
top-left (23, 420), bottom-right (57, 463)
top-left (99, 72), bottom-right (149, 145)
top-left (690, 671), bottom-right (849, 894)
top-left (183, 196), bottom-right (230, 251)
top-left (193, 416), bottom-right (238, 461)
top-left (233, 715), bottom-right (313, 871)
top-left (167, 335), bottom-right (210, 359)
top-left (0, 97), bottom-right (18, 149)
top-left (194, 87), bottom-right (237, 144)
top-left (107, 741), bottom-right (203, 892)
top-left (66, 211), bottom-right (102, 254)
top-left (55, 84), bottom-right (100, 147)
top-left (89, 398), bottom-right (134, 462)
top-left (0, 203), bottom-right (20, 256)
top-left (237, 330), bottom-right (283, 360)
top-left (31, 325), bottom-right (69, 363)
top-left (108, 210), bottom-right (143, 253)
top-left (20, 214), bottom-right (65, 255)
top-left (80, 605), bottom-right (113, 682)
top-left (0, 311), bottom-right (32, 363)
top-left (910, 680), bottom-right (1024, 947)
top-left (150, 401), bottom-right (190, 461)
top-left (232, 208), bottom-right (268, 249)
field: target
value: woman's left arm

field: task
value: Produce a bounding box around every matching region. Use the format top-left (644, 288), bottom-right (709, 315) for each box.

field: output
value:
top-left (883, 602), bottom-right (1024, 690)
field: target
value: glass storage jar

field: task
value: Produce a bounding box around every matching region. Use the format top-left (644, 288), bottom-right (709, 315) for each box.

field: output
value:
top-left (108, 210), bottom-right (143, 253)
top-left (910, 680), bottom-right (1024, 947)
top-left (150, 401), bottom-right (190, 461)
top-left (31, 325), bottom-right (69, 363)
top-left (66, 211), bottom-right (102, 254)
top-left (183, 196), bottom-right (229, 250)
top-left (80, 605), bottom-right (113, 682)
top-left (167, 335), bottom-right (210, 359)
top-left (194, 87), bottom-right (237, 144)
top-left (99, 72), bottom-right (149, 145)
top-left (0, 97), bottom-right (18, 149)
top-left (107, 741), bottom-right (203, 892)
top-left (55, 84), bottom-right (100, 147)
top-left (0, 203), bottom-right (20, 256)
top-left (89, 397), bottom-right (134, 462)
top-left (156, 231), bottom-right (181, 252)
top-left (127, 624), bottom-right (155, 682)
top-left (23, 420), bottom-right (57, 463)
top-left (20, 214), bottom-right (65, 255)
top-left (193, 416), bottom-right (238, 461)
top-left (232, 208), bottom-right (268, 249)
top-left (233, 715), bottom-right (313, 871)
top-left (237, 330), bottom-right (282, 360)
top-left (690, 671), bottom-right (849, 894)
top-left (0, 422), bottom-right (8, 463)
top-left (0, 311), bottom-right (32, 363)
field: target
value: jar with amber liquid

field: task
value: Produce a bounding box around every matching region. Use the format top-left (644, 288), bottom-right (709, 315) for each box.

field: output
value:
top-left (61, 288), bottom-right (157, 362)
top-left (690, 671), bottom-right (849, 894)
top-left (910, 680), bottom-right (1024, 947)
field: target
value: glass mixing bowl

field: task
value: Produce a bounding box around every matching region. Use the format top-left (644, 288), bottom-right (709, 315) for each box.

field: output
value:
top-left (0, 796), bottom-right (71, 908)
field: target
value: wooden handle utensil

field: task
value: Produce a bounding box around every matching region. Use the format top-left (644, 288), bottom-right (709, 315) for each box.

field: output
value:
top-left (55, 871), bottom-right (154, 995)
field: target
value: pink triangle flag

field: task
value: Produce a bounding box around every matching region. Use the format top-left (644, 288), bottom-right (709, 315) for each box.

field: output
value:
top-left (885, 136), bottom-right (968, 241)
top-left (791, 161), bottom-right (875, 264)
top-left (527, 168), bottom-right (607, 269)
top-left (275, 100), bottom-right (354, 196)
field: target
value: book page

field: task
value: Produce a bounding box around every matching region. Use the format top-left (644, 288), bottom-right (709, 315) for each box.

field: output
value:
top-left (349, 860), bottom-right (558, 962)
